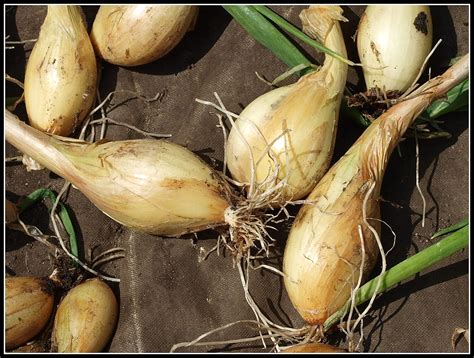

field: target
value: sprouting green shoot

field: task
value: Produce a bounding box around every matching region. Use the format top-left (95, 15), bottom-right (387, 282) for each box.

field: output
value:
top-left (430, 219), bottom-right (468, 240)
top-left (17, 188), bottom-right (79, 259)
top-left (223, 5), bottom-right (366, 124)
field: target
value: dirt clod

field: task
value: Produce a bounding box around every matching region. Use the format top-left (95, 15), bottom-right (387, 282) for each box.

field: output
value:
top-left (347, 87), bottom-right (402, 123)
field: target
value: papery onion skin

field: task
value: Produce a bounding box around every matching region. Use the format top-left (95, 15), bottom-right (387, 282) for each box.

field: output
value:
top-left (282, 342), bottom-right (346, 353)
top-left (5, 277), bottom-right (55, 350)
top-left (91, 5), bottom-right (199, 66)
top-left (5, 110), bottom-right (232, 237)
top-left (226, 5), bottom-right (348, 204)
top-left (283, 54), bottom-right (468, 325)
top-left (24, 5), bottom-right (97, 136)
top-left (52, 278), bottom-right (118, 353)
top-left (357, 5), bottom-right (433, 92)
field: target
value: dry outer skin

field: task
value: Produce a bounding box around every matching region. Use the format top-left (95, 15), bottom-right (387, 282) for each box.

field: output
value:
top-left (90, 5), bottom-right (199, 67)
top-left (51, 278), bottom-right (118, 352)
top-left (5, 277), bottom-right (55, 350)
top-left (23, 6), bottom-right (97, 136)
top-left (5, 5), bottom-right (468, 353)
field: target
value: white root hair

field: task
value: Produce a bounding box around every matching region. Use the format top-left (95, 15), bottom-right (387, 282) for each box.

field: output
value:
top-left (10, 218), bottom-right (60, 252)
top-left (186, 90), bottom-right (341, 352)
top-left (196, 92), bottom-right (296, 263)
top-left (344, 181), bottom-right (388, 351)
top-left (170, 257), bottom-right (318, 353)
top-left (5, 73), bottom-right (24, 89)
top-left (79, 89), bottom-right (169, 141)
top-left (414, 129), bottom-right (427, 227)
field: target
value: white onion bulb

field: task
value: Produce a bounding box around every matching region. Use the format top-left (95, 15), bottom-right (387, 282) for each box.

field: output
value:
top-left (357, 5), bottom-right (433, 92)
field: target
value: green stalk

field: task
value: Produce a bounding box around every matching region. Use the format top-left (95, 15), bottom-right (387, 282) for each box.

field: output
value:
top-left (18, 188), bottom-right (79, 259)
top-left (430, 219), bottom-right (468, 239)
top-left (223, 6), bottom-right (312, 73)
top-left (422, 79), bottom-right (469, 120)
top-left (323, 222), bottom-right (469, 331)
top-left (252, 5), bottom-right (355, 66)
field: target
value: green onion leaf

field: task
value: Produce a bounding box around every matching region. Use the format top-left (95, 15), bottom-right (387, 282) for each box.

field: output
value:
top-left (17, 188), bottom-right (79, 259)
top-left (430, 219), bottom-right (468, 240)
top-left (223, 6), bottom-right (312, 73)
top-left (323, 221), bottom-right (469, 331)
top-left (422, 79), bottom-right (469, 120)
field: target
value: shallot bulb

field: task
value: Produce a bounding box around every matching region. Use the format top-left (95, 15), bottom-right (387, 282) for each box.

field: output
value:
top-left (91, 5), bottom-right (199, 66)
top-left (5, 277), bottom-right (55, 350)
top-left (52, 278), bottom-right (118, 352)
top-left (225, 6), bottom-right (348, 204)
top-left (24, 5), bottom-right (97, 136)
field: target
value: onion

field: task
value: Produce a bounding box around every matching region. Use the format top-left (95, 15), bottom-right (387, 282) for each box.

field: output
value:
top-left (5, 111), bottom-right (231, 237)
top-left (5, 276), bottom-right (55, 350)
top-left (356, 5), bottom-right (433, 92)
top-left (90, 5), bottom-right (199, 67)
top-left (5, 110), bottom-right (274, 258)
top-left (282, 342), bottom-right (346, 353)
top-left (24, 5), bottom-right (97, 136)
top-left (283, 54), bottom-right (468, 325)
top-left (51, 278), bottom-right (118, 352)
top-left (226, 5), bottom-right (348, 204)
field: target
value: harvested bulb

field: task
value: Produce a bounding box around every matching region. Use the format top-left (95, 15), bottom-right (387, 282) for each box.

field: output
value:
top-left (5, 276), bottom-right (55, 350)
top-left (283, 55), bottom-right (468, 325)
top-left (24, 5), bottom-right (97, 136)
top-left (5, 111), bottom-right (230, 237)
top-left (91, 5), bottom-right (199, 66)
top-left (52, 278), bottom-right (118, 352)
top-left (225, 5), bottom-right (348, 204)
top-left (357, 5), bottom-right (433, 92)
top-left (6, 110), bottom-right (271, 259)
